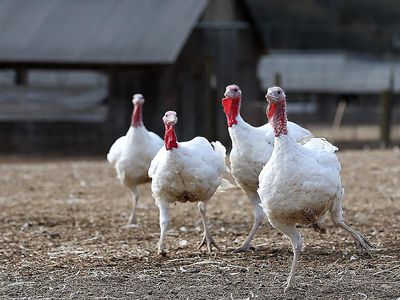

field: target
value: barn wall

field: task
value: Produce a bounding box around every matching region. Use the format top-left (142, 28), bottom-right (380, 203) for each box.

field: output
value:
top-left (0, 78), bottom-right (109, 154)
top-left (107, 67), bottom-right (172, 145)
top-left (170, 24), bottom-right (264, 146)
top-left (0, 0), bottom-right (265, 154)
top-left (0, 121), bottom-right (105, 154)
top-left (0, 30), bottom-right (263, 155)
top-left (107, 19), bottom-right (265, 148)
top-left (108, 62), bottom-right (216, 148)
top-left (107, 65), bottom-right (197, 147)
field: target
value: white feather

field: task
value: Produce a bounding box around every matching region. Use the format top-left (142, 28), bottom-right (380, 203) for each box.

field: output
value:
top-left (108, 126), bottom-right (163, 188)
top-left (149, 137), bottom-right (226, 204)
top-left (258, 132), bottom-right (342, 226)
top-left (229, 116), bottom-right (314, 190)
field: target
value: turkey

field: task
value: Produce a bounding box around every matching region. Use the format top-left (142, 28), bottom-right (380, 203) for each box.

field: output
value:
top-left (258, 86), bottom-right (374, 291)
top-left (107, 94), bottom-right (163, 225)
top-left (222, 84), bottom-right (313, 251)
top-left (149, 111), bottom-right (226, 255)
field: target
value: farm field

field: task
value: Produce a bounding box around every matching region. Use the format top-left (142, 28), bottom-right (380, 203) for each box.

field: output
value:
top-left (0, 150), bottom-right (399, 299)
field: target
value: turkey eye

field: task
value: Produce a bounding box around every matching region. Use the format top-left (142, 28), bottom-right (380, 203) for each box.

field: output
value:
top-left (277, 91), bottom-right (281, 94)
top-left (233, 89), bottom-right (237, 92)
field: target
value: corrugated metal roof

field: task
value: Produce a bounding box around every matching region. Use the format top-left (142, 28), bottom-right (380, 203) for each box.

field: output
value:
top-left (0, 0), bottom-right (208, 65)
top-left (258, 52), bottom-right (400, 94)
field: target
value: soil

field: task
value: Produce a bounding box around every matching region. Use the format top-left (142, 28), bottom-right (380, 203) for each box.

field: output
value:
top-left (0, 149), bottom-right (399, 300)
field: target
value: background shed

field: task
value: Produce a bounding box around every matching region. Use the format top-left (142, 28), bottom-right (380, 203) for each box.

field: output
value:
top-left (0, 0), bottom-right (265, 154)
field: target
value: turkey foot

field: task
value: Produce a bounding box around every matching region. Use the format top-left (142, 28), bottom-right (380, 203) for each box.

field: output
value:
top-left (283, 278), bottom-right (299, 293)
top-left (233, 243), bottom-right (255, 253)
top-left (157, 246), bottom-right (167, 256)
top-left (197, 202), bottom-right (219, 253)
top-left (338, 222), bottom-right (375, 253)
top-left (198, 231), bottom-right (219, 253)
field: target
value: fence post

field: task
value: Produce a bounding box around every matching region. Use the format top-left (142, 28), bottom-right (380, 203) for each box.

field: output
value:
top-left (380, 67), bottom-right (394, 148)
top-left (204, 55), bottom-right (217, 141)
top-left (380, 91), bottom-right (392, 148)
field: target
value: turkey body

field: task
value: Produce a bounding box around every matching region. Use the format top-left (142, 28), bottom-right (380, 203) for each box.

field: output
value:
top-left (149, 111), bottom-right (226, 255)
top-left (107, 94), bottom-right (163, 225)
top-left (150, 137), bottom-right (226, 204)
top-left (258, 86), bottom-right (374, 291)
top-left (222, 84), bottom-right (313, 251)
top-left (108, 126), bottom-right (163, 188)
top-left (259, 134), bottom-right (342, 228)
top-left (229, 117), bottom-right (312, 191)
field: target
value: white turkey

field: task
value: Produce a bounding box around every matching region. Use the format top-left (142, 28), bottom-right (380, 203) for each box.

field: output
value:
top-left (222, 84), bottom-right (313, 251)
top-left (107, 94), bottom-right (163, 225)
top-left (149, 111), bottom-right (226, 255)
top-left (258, 86), bottom-right (374, 291)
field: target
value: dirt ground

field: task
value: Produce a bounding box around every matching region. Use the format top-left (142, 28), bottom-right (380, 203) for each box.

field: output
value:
top-left (0, 149), bottom-right (399, 300)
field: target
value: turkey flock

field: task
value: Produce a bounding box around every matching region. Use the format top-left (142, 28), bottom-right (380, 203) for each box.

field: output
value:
top-left (107, 85), bottom-right (374, 291)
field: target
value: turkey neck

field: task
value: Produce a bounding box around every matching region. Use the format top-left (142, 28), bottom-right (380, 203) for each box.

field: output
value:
top-left (164, 124), bottom-right (178, 150)
top-left (131, 104), bottom-right (143, 128)
top-left (267, 100), bottom-right (287, 137)
top-left (222, 97), bottom-right (241, 127)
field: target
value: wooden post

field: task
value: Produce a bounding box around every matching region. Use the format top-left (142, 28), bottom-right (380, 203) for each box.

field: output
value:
top-left (204, 55), bottom-right (217, 141)
top-left (208, 73), bottom-right (217, 141)
top-left (15, 68), bottom-right (27, 85)
top-left (380, 67), bottom-right (394, 148)
top-left (380, 90), bottom-right (392, 148)
top-left (332, 100), bottom-right (347, 142)
top-left (332, 100), bottom-right (347, 129)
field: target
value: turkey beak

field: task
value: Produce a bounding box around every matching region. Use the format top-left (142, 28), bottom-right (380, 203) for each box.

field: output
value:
top-left (169, 118), bottom-right (177, 125)
top-left (265, 93), bottom-right (277, 103)
top-left (163, 114), bottom-right (178, 125)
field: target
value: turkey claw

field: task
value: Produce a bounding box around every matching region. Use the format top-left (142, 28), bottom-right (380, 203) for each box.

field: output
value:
top-left (157, 249), bottom-right (167, 256)
top-left (233, 244), bottom-right (255, 253)
top-left (198, 233), bottom-right (219, 253)
top-left (283, 279), bottom-right (298, 293)
top-left (353, 232), bottom-right (376, 254)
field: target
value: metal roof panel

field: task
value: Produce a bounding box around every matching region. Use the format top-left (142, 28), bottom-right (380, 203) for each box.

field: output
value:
top-left (0, 0), bottom-right (208, 64)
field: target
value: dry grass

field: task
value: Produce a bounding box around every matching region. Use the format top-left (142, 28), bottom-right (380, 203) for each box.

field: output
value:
top-left (0, 150), bottom-right (399, 299)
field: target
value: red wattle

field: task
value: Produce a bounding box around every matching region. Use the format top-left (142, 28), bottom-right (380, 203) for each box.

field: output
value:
top-left (267, 101), bottom-right (288, 137)
top-left (221, 97), bottom-right (240, 127)
top-left (131, 104), bottom-right (143, 128)
top-left (164, 125), bottom-right (178, 150)
top-left (267, 102), bottom-right (276, 121)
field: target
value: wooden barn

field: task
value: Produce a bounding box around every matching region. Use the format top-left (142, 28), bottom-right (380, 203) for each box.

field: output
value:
top-left (0, 0), bottom-right (265, 154)
top-left (255, 51), bottom-right (400, 147)
top-left (257, 51), bottom-right (400, 125)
